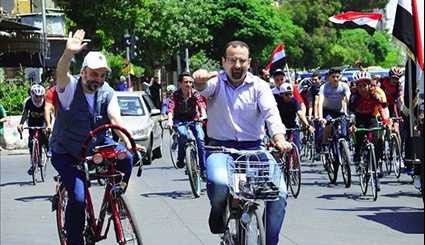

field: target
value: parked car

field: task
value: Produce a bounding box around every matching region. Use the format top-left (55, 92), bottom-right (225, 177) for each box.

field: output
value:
top-left (115, 91), bottom-right (162, 165)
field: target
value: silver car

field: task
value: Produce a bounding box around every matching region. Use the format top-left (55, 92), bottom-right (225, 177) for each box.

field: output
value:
top-left (116, 91), bottom-right (162, 165)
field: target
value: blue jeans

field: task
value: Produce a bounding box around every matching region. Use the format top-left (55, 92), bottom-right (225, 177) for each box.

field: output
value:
top-left (174, 120), bottom-right (206, 172)
top-left (206, 139), bottom-right (288, 245)
top-left (51, 140), bottom-right (133, 245)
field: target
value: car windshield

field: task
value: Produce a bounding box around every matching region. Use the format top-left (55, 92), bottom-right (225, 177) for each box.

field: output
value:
top-left (118, 96), bottom-right (145, 116)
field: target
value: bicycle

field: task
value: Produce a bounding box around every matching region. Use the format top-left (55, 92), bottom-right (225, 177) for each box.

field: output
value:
top-left (355, 126), bottom-right (384, 201)
top-left (282, 128), bottom-right (302, 198)
top-left (320, 116), bottom-right (352, 187)
top-left (172, 121), bottom-right (202, 198)
top-left (382, 117), bottom-right (403, 178)
top-left (300, 124), bottom-right (315, 163)
top-left (52, 124), bottom-right (144, 244)
top-left (168, 128), bottom-right (179, 169)
top-left (206, 146), bottom-right (283, 245)
top-left (19, 126), bottom-right (49, 185)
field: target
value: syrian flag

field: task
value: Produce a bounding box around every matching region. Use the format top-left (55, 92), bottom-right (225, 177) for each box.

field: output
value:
top-left (392, 0), bottom-right (424, 137)
top-left (392, 0), bottom-right (424, 71)
top-left (329, 11), bottom-right (383, 34)
top-left (264, 43), bottom-right (286, 74)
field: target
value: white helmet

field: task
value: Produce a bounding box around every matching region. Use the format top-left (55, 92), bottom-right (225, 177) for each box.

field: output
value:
top-left (352, 70), bottom-right (371, 81)
top-left (30, 84), bottom-right (45, 96)
top-left (166, 84), bottom-right (176, 93)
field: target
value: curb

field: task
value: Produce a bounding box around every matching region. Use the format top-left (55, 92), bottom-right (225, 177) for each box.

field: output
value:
top-left (0, 148), bottom-right (29, 156)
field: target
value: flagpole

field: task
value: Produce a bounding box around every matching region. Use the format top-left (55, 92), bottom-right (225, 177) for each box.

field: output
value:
top-left (408, 59), bottom-right (414, 137)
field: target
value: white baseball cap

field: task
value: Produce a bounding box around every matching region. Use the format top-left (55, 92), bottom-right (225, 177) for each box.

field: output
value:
top-left (82, 51), bottom-right (111, 72)
top-left (278, 83), bottom-right (292, 94)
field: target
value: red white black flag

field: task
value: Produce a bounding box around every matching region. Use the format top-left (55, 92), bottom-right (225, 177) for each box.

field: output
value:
top-left (263, 43), bottom-right (286, 74)
top-left (329, 11), bottom-right (383, 34)
top-left (392, 0), bottom-right (424, 71)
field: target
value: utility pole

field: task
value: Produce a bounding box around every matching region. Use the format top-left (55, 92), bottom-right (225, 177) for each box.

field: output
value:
top-left (185, 47), bottom-right (190, 72)
top-left (124, 30), bottom-right (132, 90)
top-left (41, 0), bottom-right (47, 76)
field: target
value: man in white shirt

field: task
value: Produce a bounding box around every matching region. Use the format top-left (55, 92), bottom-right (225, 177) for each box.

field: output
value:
top-left (193, 40), bottom-right (291, 245)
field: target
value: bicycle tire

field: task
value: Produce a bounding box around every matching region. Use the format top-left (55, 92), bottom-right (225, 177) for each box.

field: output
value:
top-left (186, 143), bottom-right (201, 198)
top-left (243, 207), bottom-right (266, 245)
top-left (322, 146), bottom-right (338, 184)
top-left (112, 195), bottom-right (143, 245)
top-left (359, 148), bottom-right (369, 195)
top-left (222, 199), bottom-right (242, 245)
top-left (383, 133), bottom-right (393, 175)
top-left (169, 132), bottom-right (178, 169)
top-left (369, 145), bottom-right (379, 201)
top-left (288, 144), bottom-right (301, 198)
top-left (55, 185), bottom-right (68, 245)
top-left (339, 140), bottom-right (352, 188)
top-left (31, 140), bottom-right (40, 185)
top-left (390, 133), bottom-right (402, 178)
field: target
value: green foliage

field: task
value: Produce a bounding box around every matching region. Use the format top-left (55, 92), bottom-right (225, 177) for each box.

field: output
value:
top-left (104, 51), bottom-right (144, 87)
top-left (0, 81), bottom-right (30, 116)
top-left (190, 50), bottom-right (221, 72)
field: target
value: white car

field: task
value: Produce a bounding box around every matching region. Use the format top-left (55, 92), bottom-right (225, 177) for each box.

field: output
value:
top-left (116, 91), bottom-right (162, 165)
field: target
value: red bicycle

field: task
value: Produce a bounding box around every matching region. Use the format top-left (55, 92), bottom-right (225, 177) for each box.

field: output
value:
top-left (52, 124), bottom-right (144, 244)
top-left (19, 126), bottom-right (49, 185)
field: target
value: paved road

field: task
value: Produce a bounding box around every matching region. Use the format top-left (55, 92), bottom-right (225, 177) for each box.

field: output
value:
top-left (1, 132), bottom-right (423, 245)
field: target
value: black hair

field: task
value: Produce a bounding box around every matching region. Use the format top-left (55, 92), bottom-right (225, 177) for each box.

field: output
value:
top-left (327, 67), bottom-right (341, 76)
top-left (223, 40), bottom-right (250, 57)
top-left (178, 71), bottom-right (192, 83)
top-left (312, 71), bottom-right (321, 78)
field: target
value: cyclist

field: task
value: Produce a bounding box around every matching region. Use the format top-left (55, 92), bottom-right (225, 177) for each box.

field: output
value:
top-left (317, 67), bottom-right (351, 152)
top-left (161, 84), bottom-right (176, 117)
top-left (51, 29), bottom-right (135, 245)
top-left (167, 71), bottom-right (207, 176)
top-left (271, 69), bottom-right (306, 115)
top-left (349, 71), bottom-right (390, 183)
top-left (379, 67), bottom-right (404, 119)
top-left (193, 40), bottom-right (292, 245)
top-left (17, 84), bottom-right (49, 175)
top-left (273, 83), bottom-right (315, 151)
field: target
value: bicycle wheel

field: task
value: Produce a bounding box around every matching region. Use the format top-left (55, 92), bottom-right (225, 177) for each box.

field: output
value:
top-left (390, 133), bottom-right (402, 178)
top-left (243, 207), bottom-right (266, 245)
top-left (31, 140), bottom-right (40, 185)
top-left (368, 145), bottom-right (379, 201)
top-left (322, 146), bottom-right (337, 184)
top-left (383, 134), bottom-right (392, 175)
top-left (55, 185), bottom-right (68, 245)
top-left (338, 140), bottom-right (352, 188)
top-left (288, 144), bottom-right (301, 198)
top-left (112, 195), bottom-right (143, 244)
top-left (186, 143), bottom-right (201, 198)
top-left (359, 149), bottom-right (369, 195)
top-left (169, 132), bottom-right (178, 169)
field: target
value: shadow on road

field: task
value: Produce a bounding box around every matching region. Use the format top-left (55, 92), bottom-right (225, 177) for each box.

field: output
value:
top-left (15, 195), bottom-right (52, 202)
top-left (0, 181), bottom-right (34, 187)
top-left (141, 190), bottom-right (204, 200)
top-left (359, 211), bottom-right (424, 234)
top-left (143, 166), bottom-right (175, 171)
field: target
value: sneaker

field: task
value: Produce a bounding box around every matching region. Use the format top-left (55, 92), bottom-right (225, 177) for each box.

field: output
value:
top-left (176, 160), bottom-right (185, 169)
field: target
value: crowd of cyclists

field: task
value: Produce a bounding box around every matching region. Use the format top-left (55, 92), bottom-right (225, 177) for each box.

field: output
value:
top-left (14, 29), bottom-right (423, 245)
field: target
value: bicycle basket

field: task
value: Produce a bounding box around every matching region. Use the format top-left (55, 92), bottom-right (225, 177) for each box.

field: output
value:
top-left (227, 150), bottom-right (282, 201)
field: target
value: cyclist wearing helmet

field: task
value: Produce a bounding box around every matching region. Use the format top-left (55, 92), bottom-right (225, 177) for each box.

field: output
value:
top-left (349, 71), bottom-right (390, 181)
top-left (161, 84), bottom-right (177, 116)
top-left (17, 84), bottom-right (49, 175)
top-left (379, 66), bottom-right (404, 117)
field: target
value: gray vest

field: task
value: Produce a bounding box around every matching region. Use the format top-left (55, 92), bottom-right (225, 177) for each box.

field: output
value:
top-left (50, 78), bottom-right (114, 159)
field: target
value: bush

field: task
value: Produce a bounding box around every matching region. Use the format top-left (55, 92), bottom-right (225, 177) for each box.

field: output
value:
top-left (0, 80), bottom-right (30, 116)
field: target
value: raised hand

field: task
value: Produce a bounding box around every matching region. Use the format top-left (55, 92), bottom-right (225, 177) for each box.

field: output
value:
top-left (65, 29), bottom-right (88, 55)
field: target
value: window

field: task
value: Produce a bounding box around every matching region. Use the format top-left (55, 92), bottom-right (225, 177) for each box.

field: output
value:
top-left (117, 96), bottom-right (145, 116)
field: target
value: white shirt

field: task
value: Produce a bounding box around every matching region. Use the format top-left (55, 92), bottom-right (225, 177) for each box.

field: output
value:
top-left (57, 74), bottom-right (120, 116)
top-left (199, 71), bottom-right (285, 141)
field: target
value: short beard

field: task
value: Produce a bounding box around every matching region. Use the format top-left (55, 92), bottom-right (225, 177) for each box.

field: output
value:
top-left (85, 80), bottom-right (102, 93)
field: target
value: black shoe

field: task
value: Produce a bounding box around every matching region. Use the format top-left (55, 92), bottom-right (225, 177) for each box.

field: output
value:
top-left (27, 167), bottom-right (34, 175)
top-left (176, 160), bottom-right (185, 169)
